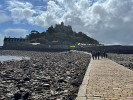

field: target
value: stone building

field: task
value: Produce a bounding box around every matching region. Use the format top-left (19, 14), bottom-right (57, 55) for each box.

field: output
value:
top-left (55, 22), bottom-right (72, 32)
top-left (3, 37), bottom-right (28, 46)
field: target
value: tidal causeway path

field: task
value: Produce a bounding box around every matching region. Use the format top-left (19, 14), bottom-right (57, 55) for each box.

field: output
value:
top-left (76, 57), bottom-right (133, 100)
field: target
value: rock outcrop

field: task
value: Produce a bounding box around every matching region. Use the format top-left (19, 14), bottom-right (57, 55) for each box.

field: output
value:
top-left (0, 50), bottom-right (91, 100)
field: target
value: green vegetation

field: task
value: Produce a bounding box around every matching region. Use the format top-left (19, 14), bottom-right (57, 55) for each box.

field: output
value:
top-left (27, 22), bottom-right (99, 45)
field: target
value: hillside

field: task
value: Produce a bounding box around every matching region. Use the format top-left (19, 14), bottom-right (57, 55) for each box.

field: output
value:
top-left (27, 22), bottom-right (99, 45)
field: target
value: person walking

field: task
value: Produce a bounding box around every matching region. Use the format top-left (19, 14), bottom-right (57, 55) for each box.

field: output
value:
top-left (103, 50), bottom-right (106, 58)
top-left (91, 51), bottom-right (95, 60)
top-left (97, 51), bottom-right (100, 60)
top-left (101, 51), bottom-right (104, 59)
top-left (103, 49), bottom-right (108, 58)
top-left (95, 52), bottom-right (97, 60)
top-left (105, 53), bottom-right (108, 58)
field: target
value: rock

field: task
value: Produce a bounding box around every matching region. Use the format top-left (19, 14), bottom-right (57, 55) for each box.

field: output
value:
top-left (56, 87), bottom-right (63, 91)
top-left (66, 71), bottom-right (70, 74)
top-left (16, 84), bottom-right (22, 89)
top-left (23, 92), bottom-right (30, 100)
top-left (68, 94), bottom-right (77, 100)
top-left (58, 79), bottom-right (67, 83)
top-left (71, 81), bottom-right (80, 87)
top-left (0, 50), bottom-right (91, 100)
top-left (13, 78), bottom-right (21, 82)
top-left (41, 79), bottom-right (50, 83)
top-left (0, 96), bottom-right (5, 100)
top-left (23, 77), bottom-right (30, 82)
top-left (43, 84), bottom-right (50, 89)
top-left (6, 93), bottom-right (14, 97)
top-left (68, 61), bottom-right (72, 64)
top-left (14, 92), bottom-right (22, 100)
top-left (64, 90), bottom-right (68, 93)
top-left (9, 69), bottom-right (14, 72)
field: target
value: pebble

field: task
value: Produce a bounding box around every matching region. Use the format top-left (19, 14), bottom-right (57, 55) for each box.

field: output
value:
top-left (0, 96), bottom-right (5, 100)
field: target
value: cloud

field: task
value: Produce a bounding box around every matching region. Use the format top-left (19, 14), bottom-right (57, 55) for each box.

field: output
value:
top-left (7, 0), bottom-right (33, 9)
top-left (6, 0), bottom-right (133, 45)
top-left (86, 0), bottom-right (133, 45)
top-left (57, 0), bottom-right (133, 45)
top-left (0, 34), bottom-right (4, 46)
top-left (7, 0), bottom-right (35, 23)
top-left (0, 12), bottom-right (11, 23)
top-left (10, 8), bottom-right (35, 23)
top-left (0, 4), bottom-right (11, 23)
top-left (27, 0), bottom-right (64, 27)
top-left (4, 28), bottom-right (28, 38)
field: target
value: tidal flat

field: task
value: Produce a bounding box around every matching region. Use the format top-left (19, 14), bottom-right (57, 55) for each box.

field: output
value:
top-left (0, 50), bottom-right (90, 100)
top-left (108, 53), bottom-right (133, 70)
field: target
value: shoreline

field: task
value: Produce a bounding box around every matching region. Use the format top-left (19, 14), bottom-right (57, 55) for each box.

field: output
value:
top-left (0, 50), bottom-right (91, 100)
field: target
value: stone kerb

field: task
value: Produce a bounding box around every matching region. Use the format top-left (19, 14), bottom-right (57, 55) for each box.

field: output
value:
top-left (75, 52), bottom-right (92, 100)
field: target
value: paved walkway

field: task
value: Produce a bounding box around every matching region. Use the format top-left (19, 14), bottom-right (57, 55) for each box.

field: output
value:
top-left (86, 59), bottom-right (133, 100)
top-left (76, 58), bottom-right (133, 100)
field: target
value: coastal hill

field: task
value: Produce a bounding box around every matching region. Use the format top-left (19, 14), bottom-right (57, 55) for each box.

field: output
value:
top-left (27, 22), bottom-right (99, 45)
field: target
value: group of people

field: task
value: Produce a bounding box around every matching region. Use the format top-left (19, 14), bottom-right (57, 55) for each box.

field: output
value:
top-left (91, 50), bottom-right (107, 60)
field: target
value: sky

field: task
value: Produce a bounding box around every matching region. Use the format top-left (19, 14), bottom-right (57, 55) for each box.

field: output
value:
top-left (0, 0), bottom-right (133, 46)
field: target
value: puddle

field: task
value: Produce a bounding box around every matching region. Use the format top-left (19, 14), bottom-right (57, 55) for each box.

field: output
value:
top-left (0, 56), bottom-right (30, 62)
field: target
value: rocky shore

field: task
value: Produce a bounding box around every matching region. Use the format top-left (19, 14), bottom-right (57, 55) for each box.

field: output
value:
top-left (0, 50), bottom-right (91, 100)
top-left (108, 53), bottom-right (133, 70)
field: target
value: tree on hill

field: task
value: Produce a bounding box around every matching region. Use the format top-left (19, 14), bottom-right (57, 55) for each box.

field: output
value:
top-left (28, 30), bottom-right (41, 40)
top-left (27, 22), bottom-right (99, 45)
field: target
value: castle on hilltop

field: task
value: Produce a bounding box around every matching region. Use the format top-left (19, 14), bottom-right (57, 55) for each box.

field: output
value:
top-left (54, 22), bottom-right (72, 32)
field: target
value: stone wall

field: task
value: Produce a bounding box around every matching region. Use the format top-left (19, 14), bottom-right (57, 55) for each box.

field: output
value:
top-left (78, 45), bottom-right (133, 54)
top-left (2, 41), bottom-right (133, 54)
top-left (2, 43), bottom-right (75, 51)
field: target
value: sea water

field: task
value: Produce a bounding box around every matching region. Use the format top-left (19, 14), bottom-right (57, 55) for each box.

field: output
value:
top-left (0, 56), bottom-right (29, 62)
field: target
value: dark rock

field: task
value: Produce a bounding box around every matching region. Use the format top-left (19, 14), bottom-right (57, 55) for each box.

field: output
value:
top-left (13, 78), bottom-right (21, 82)
top-left (42, 79), bottom-right (50, 83)
top-left (56, 87), bottom-right (63, 91)
top-left (23, 92), bottom-right (30, 100)
top-left (14, 92), bottom-right (22, 100)
top-left (67, 94), bottom-right (77, 100)
top-left (58, 79), bottom-right (67, 83)
top-left (68, 61), bottom-right (72, 64)
top-left (23, 77), bottom-right (30, 81)
top-left (0, 50), bottom-right (91, 100)
top-left (16, 84), bottom-right (22, 89)
top-left (71, 81), bottom-right (80, 87)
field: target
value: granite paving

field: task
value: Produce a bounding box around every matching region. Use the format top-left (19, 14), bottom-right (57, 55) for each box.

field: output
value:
top-left (86, 59), bottom-right (133, 100)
